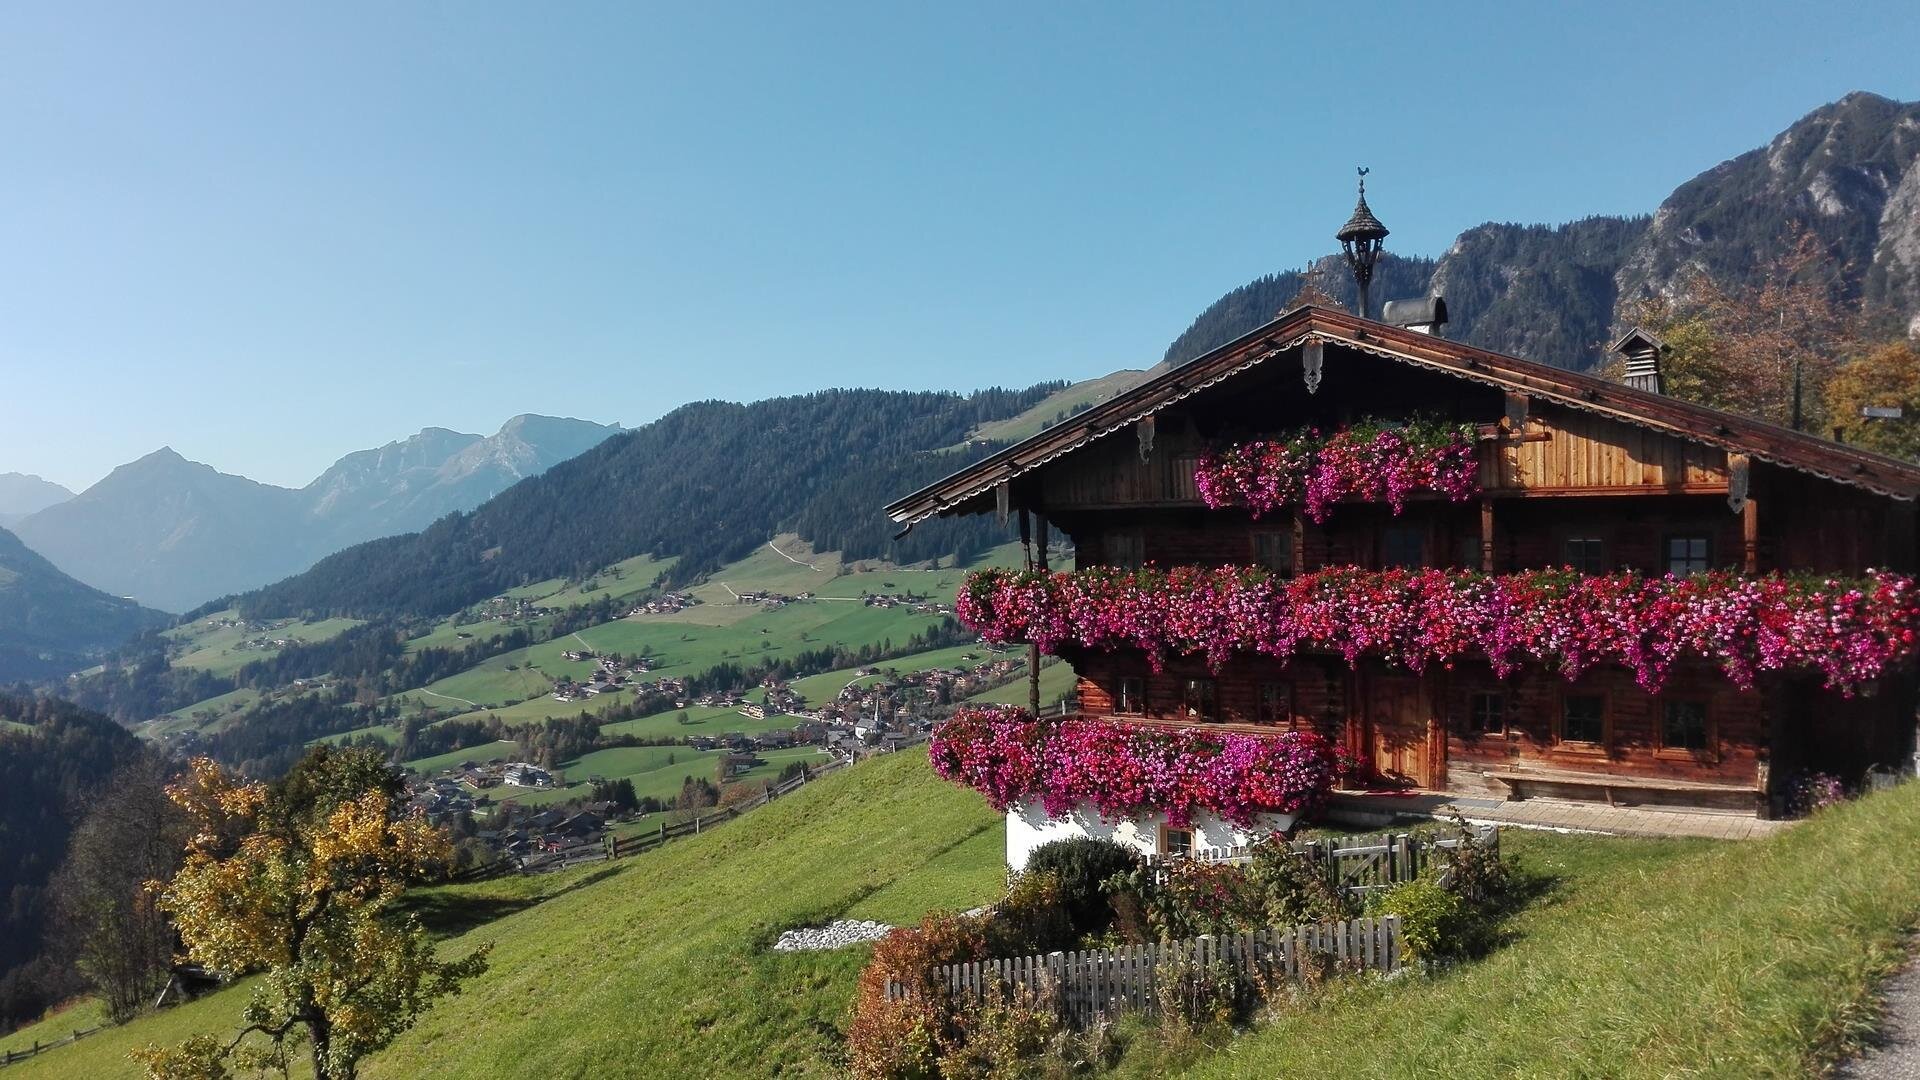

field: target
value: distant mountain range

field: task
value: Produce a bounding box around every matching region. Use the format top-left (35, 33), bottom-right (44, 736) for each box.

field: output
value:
top-left (0, 473), bottom-right (74, 527)
top-left (1166, 92), bottom-right (1920, 370)
top-left (227, 92), bottom-right (1920, 633)
top-left (9, 415), bottom-right (621, 613)
top-left (0, 525), bottom-right (168, 681)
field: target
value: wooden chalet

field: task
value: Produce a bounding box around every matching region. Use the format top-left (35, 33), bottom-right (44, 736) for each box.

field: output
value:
top-left (888, 305), bottom-right (1920, 816)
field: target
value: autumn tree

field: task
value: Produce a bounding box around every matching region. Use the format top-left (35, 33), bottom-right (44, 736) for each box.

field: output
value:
top-left (1825, 339), bottom-right (1920, 458)
top-left (132, 747), bottom-right (488, 1080)
top-left (50, 758), bottom-right (189, 1022)
top-left (1628, 229), bottom-right (1865, 430)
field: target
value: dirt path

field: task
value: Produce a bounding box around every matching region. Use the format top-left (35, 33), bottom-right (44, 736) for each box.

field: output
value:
top-left (1840, 955), bottom-right (1920, 1078)
top-left (417, 688), bottom-right (478, 709)
top-left (767, 539), bottom-right (824, 571)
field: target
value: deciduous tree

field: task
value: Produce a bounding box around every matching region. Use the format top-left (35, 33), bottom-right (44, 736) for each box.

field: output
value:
top-left (1825, 340), bottom-right (1920, 458)
top-left (132, 748), bottom-right (487, 1080)
top-left (50, 758), bottom-right (188, 1022)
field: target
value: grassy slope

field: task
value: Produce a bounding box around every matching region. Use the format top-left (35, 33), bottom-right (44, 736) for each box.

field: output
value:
top-left (7, 752), bottom-right (999, 1079)
top-left (1155, 779), bottom-right (1920, 1079)
top-left (967, 657), bottom-right (1077, 707)
top-left (956, 370), bottom-right (1151, 448)
top-left (165, 615), bottom-right (363, 677)
top-left (19, 762), bottom-right (1920, 1078)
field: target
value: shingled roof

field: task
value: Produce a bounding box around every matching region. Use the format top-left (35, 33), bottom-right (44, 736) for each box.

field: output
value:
top-left (885, 306), bottom-right (1920, 529)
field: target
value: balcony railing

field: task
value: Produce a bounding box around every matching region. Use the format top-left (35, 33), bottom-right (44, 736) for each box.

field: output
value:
top-left (956, 565), bottom-right (1920, 694)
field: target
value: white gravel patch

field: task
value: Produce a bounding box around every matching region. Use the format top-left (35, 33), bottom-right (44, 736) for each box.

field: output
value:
top-left (773, 919), bottom-right (894, 951)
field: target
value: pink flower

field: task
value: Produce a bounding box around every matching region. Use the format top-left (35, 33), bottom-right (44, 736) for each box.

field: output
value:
top-left (956, 565), bottom-right (1920, 695)
top-left (1196, 419), bottom-right (1478, 522)
top-left (930, 706), bottom-right (1339, 826)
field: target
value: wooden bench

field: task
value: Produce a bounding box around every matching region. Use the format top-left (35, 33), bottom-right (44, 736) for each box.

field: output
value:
top-left (1483, 769), bottom-right (1764, 813)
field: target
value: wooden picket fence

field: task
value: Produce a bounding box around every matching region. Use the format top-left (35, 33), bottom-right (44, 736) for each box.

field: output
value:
top-left (1135, 824), bottom-right (1499, 899)
top-left (1, 1024), bottom-right (102, 1069)
top-left (886, 916), bottom-right (1401, 1027)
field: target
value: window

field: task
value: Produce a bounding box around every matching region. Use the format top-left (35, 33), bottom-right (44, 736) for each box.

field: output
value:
top-left (1182, 678), bottom-right (1217, 722)
top-left (1666, 535), bottom-right (1711, 577)
top-left (1456, 535), bottom-right (1485, 571)
top-left (1253, 530), bottom-right (1294, 576)
top-left (1382, 525), bottom-right (1425, 569)
top-left (1564, 538), bottom-right (1606, 574)
top-left (1160, 824), bottom-right (1194, 857)
top-left (1467, 692), bottom-right (1505, 736)
top-left (1258, 682), bottom-right (1292, 725)
top-left (1107, 531), bottom-right (1145, 569)
top-left (1560, 694), bottom-right (1606, 745)
top-left (1114, 676), bottom-right (1146, 716)
top-left (1662, 700), bottom-right (1711, 752)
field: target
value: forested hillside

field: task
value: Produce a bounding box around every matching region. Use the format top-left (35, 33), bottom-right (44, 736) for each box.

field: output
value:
top-left (0, 527), bottom-right (168, 682)
top-left (225, 385), bottom-right (1061, 621)
top-left (0, 695), bottom-right (151, 1031)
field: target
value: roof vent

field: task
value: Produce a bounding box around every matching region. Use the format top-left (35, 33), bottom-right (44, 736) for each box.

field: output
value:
top-left (1382, 296), bottom-right (1448, 336)
top-left (1611, 327), bottom-right (1666, 395)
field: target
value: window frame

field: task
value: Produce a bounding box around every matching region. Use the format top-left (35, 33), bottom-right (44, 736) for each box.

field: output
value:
top-left (1380, 524), bottom-right (1426, 570)
top-left (1106, 531), bottom-right (1146, 570)
top-left (1563, 536), bottom-right (1607, 575)
top-left (1657, 698), bottom-right (1715, 756)
top-left (1182, 677), bottom-right (1218, 723)
top-left (1557, 691), bottom-right (1609, 750)
top-left (1252, 528), bottom-right (1295, 577)
top-left (1113, 676), bottom-right (1147, 717)
top-left (1466, 691), bottom-right (1506, 737)
top-left (1257, 681), bottom-right (1293, 726)
top-left (1158, 822), bottom-right (1195, 857)
top-left (1664, 534), bottom-right (1712, 577)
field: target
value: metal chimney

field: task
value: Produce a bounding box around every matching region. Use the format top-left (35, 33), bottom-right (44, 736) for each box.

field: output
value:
top-left (1383, 296), bottom-right (1448, 337)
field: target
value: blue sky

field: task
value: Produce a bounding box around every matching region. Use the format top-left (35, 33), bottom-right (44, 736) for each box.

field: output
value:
top-left (4, 2), bottom-right (1918, 491)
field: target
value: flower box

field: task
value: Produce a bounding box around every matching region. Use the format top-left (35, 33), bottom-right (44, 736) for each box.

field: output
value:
top-left (957, 565), bottom-right (1920, 694)
top-left (1195, 419), bottom-right (1478, 521)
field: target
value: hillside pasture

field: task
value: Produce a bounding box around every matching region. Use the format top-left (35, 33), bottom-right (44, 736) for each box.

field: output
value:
top-left (22, 759), bottom-right (1920, 1077)
top-left (166, 616), bottom-right (364, 677)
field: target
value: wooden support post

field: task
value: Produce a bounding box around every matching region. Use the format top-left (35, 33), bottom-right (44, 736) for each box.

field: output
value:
top-left (1031, 515), bottom-right (1049, 717)
top-left (1479, 498), bottom-right (1495, 573)
top-left (1742, 495), bottom-right (1760, 573)
top-left (1019, 508), bottom-right (1032, 571)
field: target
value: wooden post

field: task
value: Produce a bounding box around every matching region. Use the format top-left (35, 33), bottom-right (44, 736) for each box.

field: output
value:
top-left (1479, 498), bottom-right (1495, 573)
top-left (1743, 495), bottom-right (1760, 573)
top-left (1031, 515), bottom-right (1049, 716)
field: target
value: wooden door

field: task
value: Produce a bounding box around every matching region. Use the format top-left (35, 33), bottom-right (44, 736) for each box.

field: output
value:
top-left (1365, 674), bottom-right (1436, 788)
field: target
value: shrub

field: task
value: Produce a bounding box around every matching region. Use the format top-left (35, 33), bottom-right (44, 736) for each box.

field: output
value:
top-left (1245, 838), bottom-right (1355, 926)
top-left (986, 871), bottom-right (1076, 959)
top-left (1108, 859), bottom-right (1269, 941)
top-left (1150, 952), bottom-right (1247, 1032)
top-left (1368, 878), bottom-right (1466, 962)
top-left (938, 985), bottom-right (1068, 1080)
top-left (1022, 838), bottom-right (1142, 936)
top-left (1785, 771), bottom-right (1847, 817)
top-left (849, 911), bottom-right (990, 1080)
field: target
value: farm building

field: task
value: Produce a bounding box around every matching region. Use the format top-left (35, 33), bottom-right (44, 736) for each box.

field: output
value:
top-left (889, 299), bottom-right (1920, 863)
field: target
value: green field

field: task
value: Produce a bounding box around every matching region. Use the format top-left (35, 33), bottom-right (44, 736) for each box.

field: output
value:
top-left (403, 740), bottom-right (519, 775)
top-left (493, 744), bottom-right (825, 808)
top-left (785, 642), bottom-right (1021, 707)
top-left (18, 758), bottom-right (1920, 1078)
top-left (165, 615), bottom-right (363, 677)
top-left (966, 655), bottom-right (1077, 707)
